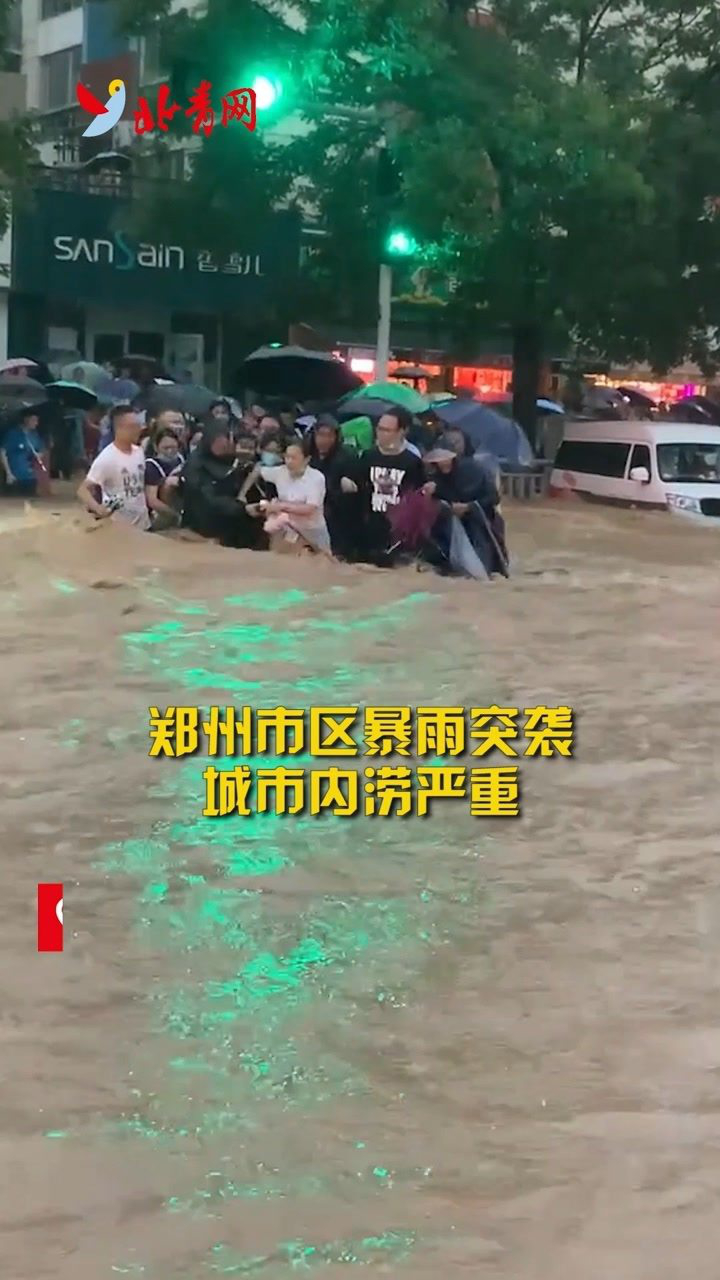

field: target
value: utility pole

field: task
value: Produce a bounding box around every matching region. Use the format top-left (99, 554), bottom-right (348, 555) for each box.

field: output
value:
top-left (376, 262), bottom-right (392, 381)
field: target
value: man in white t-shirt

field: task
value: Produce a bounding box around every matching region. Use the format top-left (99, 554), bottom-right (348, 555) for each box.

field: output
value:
top-left (77, 405), bottom-right (150, 530)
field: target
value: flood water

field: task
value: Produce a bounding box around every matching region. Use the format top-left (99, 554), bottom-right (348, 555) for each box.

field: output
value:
top-left (2, 499), bottom-right (720, 1279)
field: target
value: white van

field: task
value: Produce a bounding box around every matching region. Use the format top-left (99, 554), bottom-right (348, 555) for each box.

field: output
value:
top-left (550, 420), bottom-right (720, 522)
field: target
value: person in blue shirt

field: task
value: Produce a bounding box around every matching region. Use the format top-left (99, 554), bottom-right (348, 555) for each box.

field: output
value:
top-left (1, 408), bottom-right (46, 496)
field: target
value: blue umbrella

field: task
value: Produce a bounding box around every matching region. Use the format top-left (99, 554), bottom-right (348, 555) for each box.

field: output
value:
top-left (434, 399), bottom-right (534, 468)
top-left (97, 376), bottom-right (140, 405)
top-left (537, 397), bottom-right (564, 415)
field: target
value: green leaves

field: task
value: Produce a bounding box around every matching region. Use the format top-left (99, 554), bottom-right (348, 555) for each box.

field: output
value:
top-left (110, 0), bottom-right (720, 388)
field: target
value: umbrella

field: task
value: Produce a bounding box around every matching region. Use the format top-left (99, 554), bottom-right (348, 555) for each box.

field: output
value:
top-left (338, 395), bottom-right (407, 423)
top-left (97, 376), bottom-right (140, 404)
top-left (434, 399), bottom-right (534, 468)
top-left (390, 365), bottom-right (430, 381)
top-left (430, 393), bottom-right (456, 406)
top-left (241, 345), bottom-right (362, 400)
top-left (350, 380), bottom-right (430, 412)
top-left (46, 380), bottom-right (98, 410)
top-left (616, 387), bottom-right (656, 410)
top-left (83, 151), bottom-right (131, 173)
top-left (0, 374), bottom-right (48, 408)
top-left (145, 382), bottom-right (216, 417)
top-left (125, 354), bottom-right (168, 376)
top-left (61, 360), bottom-right (107, 390)
top-left (0, 357), bottom-right (38, 374)
top-left (537, 398), bottom-right (564, 415)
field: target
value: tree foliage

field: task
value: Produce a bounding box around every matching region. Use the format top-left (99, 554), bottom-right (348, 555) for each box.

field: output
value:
top-left (115, 0), bottom-right (720, 433)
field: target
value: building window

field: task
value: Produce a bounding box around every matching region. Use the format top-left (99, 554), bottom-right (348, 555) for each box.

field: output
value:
top-left (40, 45), bottom-right (81, 110)
top-left (41, 0), bottom-right (81, 17)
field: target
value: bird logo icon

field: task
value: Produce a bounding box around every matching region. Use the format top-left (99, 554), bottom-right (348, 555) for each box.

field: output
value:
top-left (76, 78), bottom-right (126, 137)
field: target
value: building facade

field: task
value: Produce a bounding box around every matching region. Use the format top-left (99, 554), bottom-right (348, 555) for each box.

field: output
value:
top-left (9, 0), bottom-right (303, 382)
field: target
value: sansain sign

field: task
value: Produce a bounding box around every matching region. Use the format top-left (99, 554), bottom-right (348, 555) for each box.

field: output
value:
top-left (14, 188), bottom-right (299, 311)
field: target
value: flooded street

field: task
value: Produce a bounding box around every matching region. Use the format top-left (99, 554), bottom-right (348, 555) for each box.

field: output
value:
top-left (2, 498), bottom-right (720, 1280)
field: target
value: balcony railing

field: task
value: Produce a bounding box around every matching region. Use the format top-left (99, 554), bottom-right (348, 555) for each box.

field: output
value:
top-left (28, 164), bottom-right (188, 200)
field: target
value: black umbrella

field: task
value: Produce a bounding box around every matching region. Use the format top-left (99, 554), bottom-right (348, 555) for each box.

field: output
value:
top-left (617, 386), bottom-right (657, 410)
top-left (242, 345), bottom-right (362, 399)
top-left (123, 354), bottom-right (171, 381)
top-left (0, 374), bottom-right (48, 408)
top-left (679, 394), bottom-right (720, 424)
top-left (390, 365), bottom-right (430, 381)
top-left (46, 380), bottom-right (98, 410)
top-left (145, 382), bottom-right (216, 417)
top-left (337, 395), bottom-right (406, 422)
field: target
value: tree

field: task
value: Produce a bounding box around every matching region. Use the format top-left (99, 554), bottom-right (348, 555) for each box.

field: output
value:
top-left (283, 0), bottom-right (720, 439)
top-left (114, 0), bottom-right (720, 439)
top-left (114, 0), bottom-right (296, 253)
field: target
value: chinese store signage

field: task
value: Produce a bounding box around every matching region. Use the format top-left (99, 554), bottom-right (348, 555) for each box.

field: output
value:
top-left (13, 190), bottom-right (300, 312)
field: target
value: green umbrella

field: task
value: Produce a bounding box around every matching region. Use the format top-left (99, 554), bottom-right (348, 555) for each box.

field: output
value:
top-left (350, 381), bottom-right (430, 413)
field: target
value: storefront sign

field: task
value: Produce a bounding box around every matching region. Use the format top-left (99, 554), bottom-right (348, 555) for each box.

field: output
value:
top-left (13, 188), bottom-right (299, 312)
top-left (52, 235), bottom-right (263, 277)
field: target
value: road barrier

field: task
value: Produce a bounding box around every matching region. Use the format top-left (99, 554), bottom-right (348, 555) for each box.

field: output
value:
top-left (501, 465), bottom-right (552, 501)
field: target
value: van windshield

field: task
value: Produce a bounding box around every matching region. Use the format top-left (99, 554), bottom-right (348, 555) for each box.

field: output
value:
top-left (657, 443), bottom-right (720, 484)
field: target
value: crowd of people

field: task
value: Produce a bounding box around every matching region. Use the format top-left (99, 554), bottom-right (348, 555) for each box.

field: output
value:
top-left (2, 394), bottom-right (509, 579)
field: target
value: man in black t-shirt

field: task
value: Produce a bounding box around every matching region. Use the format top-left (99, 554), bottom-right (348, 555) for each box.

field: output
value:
top-left (341, 407), bottom-right (424, 563)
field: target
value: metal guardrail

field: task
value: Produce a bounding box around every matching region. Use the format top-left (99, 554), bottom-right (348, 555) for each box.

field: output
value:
top-left (501, 465), bottom-right (552, 500)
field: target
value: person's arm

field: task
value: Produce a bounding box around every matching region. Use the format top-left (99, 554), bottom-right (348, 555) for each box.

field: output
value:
top-left (239, 464), bottom-right (263, 502)
top-left (0, 448), bottom-right (15, 484)
top-left (197, 475), bottom-right (244, 519)
top-left (144, 461), bottom-right (176, 516)
top-left (145, 484), bottom-right (176, 516)
top-left (340, 452), bottom-right (367, 494)
top-left (77, 476), bottom-right (109, 518)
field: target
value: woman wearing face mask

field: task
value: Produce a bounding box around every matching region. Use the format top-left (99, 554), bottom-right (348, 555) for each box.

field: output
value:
top-left (145, 427), bottom-right (184, 528)
top-left (257, 432), bottom-right (284, 468)
top-left (247, 438), bottom-right (331, 556)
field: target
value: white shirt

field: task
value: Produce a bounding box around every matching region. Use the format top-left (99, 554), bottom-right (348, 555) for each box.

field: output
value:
top-left (260, 463), bottom-right (327, 531)
top-left (86, 443), bottom-right (150, 530)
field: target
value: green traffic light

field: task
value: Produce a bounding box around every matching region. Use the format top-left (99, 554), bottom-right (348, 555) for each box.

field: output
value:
top-left (386, 229), bottom-right (417, 256)
top-left (253, 74), bottom-right (282, 110)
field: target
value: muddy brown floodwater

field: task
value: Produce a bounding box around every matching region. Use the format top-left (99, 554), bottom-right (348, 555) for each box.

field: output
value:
top-left (1, 497), bottom-right (720, 1280)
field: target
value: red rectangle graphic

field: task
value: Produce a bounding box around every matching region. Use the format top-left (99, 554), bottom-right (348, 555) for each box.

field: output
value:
top-left (38, 883), bottom-right (63, 952)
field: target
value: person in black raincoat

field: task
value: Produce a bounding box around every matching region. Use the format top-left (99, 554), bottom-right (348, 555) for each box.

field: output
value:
top-left (307, 414), bottom-right (359, 557)
top-left (181, 421), bottom-right (263, 548)
top-left (423, 442), bottom-right (509, 577)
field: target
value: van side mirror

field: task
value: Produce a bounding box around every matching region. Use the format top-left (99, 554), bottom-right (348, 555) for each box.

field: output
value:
top-left (630, 465), bottom-right (650, 483)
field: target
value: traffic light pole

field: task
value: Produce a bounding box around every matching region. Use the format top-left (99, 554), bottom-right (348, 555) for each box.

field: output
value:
top-left (376, 262), bottom-right (392, 381)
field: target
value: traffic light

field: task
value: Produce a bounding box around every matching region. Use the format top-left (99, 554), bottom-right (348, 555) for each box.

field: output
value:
top-left (251, 72), bottom-right (283, 111)
top-left (385, 228), bottom-right (418, 257)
